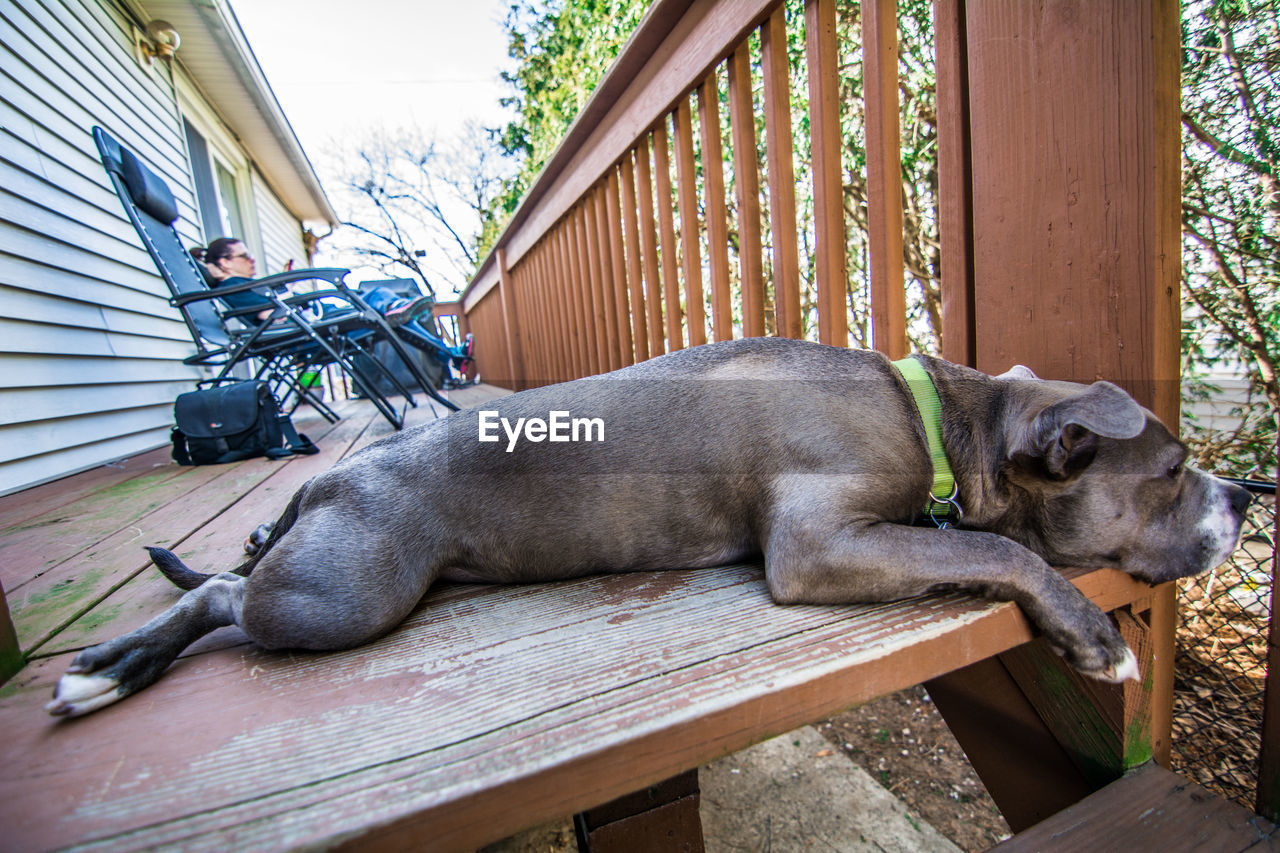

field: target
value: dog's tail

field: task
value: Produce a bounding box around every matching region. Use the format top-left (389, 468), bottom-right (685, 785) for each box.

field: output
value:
top-left (148, 481), bottom-right (309, 591)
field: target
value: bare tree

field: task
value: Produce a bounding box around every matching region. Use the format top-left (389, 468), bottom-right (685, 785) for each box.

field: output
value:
top-left (322, 122), bottom-right (511, 298)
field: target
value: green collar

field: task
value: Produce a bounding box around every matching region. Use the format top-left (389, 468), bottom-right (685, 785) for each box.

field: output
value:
top-left (891, 357), bottom-right (962, 526)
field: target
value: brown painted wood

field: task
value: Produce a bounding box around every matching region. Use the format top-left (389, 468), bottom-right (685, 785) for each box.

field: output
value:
top-left (555, 222), bottom-right (585, 379)
top-left (727, 40), bottom-right (765, 339)
top-left (527, 247), bottom-right (551, 385)
top-left (619, 154), bottom-right (650, 363)
top-left (0, 581), bottom-right (21, 685)
top-left (0, 445), bottom-right (174, 532)
top-left (0, 459), bottom-right (227, 594)
top-left (698, 70), bottom-right (733, 343)
top-left (959, 2), bottom-right (1184, 805)
top-left (577, 770), bottom-right (704, 853)
top-left (634, 137), bottom-right (667, 359)
top-left (497, 249), bottom-right (526, 390)
top-left (585, 189), bottom-right (617, 374)
top-left (572, 204), bottom-right (604, 375)
top-left (862, 0), bottom-right (906, 359)
top-left (805, 0), bottom-right (847, 348)
top-left (966, 0), bottom-right (1181, 421)
top-left (926, 654), bottom-right (1097, 832)
top-left (673, 97), bottom-right (707, 348)
top-left (605, 170), bottom-right (635, 367)
top-left (933, 0), bottom-right (975, 366)
top-left (8, 409), bottom-right (353, 657)
top-left (465, 0), bottom-right (782, 301)
top-left (653, 118), bottom-right (684, 351)
top-left (546, 237), bottom-right (573, 382)
top-left (760, 6), bottom-right (800, 339)
top-left (0, 559), bottom-right (1147, 852)
top-left (993, 763), bottom-right (1279, 852)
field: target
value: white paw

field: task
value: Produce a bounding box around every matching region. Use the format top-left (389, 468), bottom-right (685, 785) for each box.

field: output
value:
top-left (45, 673), bottom-right (122, 717)
top-left (1096, 646), bottom-right (1140, 684)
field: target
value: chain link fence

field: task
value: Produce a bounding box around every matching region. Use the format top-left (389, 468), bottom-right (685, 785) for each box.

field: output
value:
top-left (1170, 478), bottom-right (1277, 806)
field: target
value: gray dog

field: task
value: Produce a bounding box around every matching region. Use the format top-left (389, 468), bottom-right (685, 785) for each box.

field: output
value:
top-left (47, 338), bottom-right (1250, 716)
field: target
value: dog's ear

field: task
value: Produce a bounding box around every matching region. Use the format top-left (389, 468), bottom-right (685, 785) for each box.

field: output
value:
top-left (996, 364), bottom-right (1039, 381)
top-left (1014, 382), bottom-right (1147, 478)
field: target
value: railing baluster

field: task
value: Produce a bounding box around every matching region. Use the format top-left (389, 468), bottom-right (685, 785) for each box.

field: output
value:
top-left (806, 0), bottom-right (848, 348)
top-left (673, 98), bottom-right (707, 348)
top-left (556, 221), bottom-right (586, 379)
top-left (588, 185), bottom-right (619, 372)
top-left (653, 118), bottom-right (684, 351)
top-left (761, 7), bottom-right (801, 339)
top-left (619, 152), bottom-right (651, 363)
top-left (863, 0), bottom-right (907, 358)
top-left (605, 168), bottom-right (636, 367)
top-left (698, 69), bottom-right (733, 343)
top-left (634, 135), bottom-right (666, 359)
top-left (728, 39), bottom-right (766, 339)
top-left (570, 205), bottom-right (601, 375)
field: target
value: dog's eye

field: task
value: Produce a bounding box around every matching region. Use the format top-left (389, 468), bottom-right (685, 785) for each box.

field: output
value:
top-left (1167, 463), bottom-right (1183, 479)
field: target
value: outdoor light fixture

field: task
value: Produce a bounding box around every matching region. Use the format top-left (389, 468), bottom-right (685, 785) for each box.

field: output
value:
top-left (136, 20), bottom-right (181, 66)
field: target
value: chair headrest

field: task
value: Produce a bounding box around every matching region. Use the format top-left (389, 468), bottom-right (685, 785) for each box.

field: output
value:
top-left (120, 147), bottom-right (179, 225)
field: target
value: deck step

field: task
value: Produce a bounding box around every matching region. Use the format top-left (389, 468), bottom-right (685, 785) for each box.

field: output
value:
top-left (992, 763), bottom-right (1279, 852)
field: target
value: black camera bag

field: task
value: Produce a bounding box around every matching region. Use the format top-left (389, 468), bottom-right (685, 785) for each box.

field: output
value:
top-left (171, 381), bottom-right (317, 466)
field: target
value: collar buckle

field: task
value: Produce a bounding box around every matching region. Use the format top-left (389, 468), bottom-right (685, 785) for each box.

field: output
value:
top-left (928, 483), bottom-right (964, 530)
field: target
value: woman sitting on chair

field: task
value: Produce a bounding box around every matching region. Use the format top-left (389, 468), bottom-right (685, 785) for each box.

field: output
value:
top-left (191, 237), bottom-right (473, 377)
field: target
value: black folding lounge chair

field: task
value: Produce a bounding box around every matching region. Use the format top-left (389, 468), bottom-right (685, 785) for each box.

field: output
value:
top-left (93, 126), bottom-right (458, 428)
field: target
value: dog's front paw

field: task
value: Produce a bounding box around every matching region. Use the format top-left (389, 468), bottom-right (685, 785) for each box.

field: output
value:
top-left (1036, 596), bottom-right (1139, 684)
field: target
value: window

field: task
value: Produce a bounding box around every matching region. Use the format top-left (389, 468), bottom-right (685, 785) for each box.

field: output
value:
top-left (182, 118), bottom-right (247, 242)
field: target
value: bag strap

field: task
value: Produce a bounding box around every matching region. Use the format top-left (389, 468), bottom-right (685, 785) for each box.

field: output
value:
top-left (171, 427), bottom-right (193, 466)
top-left (273, 412), bottom-right (319, 457)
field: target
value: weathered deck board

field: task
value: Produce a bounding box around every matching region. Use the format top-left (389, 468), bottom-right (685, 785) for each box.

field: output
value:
top-left (19, 386), bottom-right (505, 660)
top-left (7, 405), bottom-right (357, 655)
top-left (0, 382), bottom-right (1154, 852)
top-left (0, 447), bottom-right (173, 533)
top-left (0, 563), bottom-right (1145, 851)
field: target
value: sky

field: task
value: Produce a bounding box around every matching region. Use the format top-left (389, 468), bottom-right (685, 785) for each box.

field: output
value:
top-left (230, 0), bottom-right (516, 291)
top-left (232, 0), bottom-right (513, 153)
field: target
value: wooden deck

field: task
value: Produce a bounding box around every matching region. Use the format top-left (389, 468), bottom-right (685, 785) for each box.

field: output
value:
top-left (0, 386), bottom-right (1156, 851)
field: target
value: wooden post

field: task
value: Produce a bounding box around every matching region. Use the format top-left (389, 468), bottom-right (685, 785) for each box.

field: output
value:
top-left (574, 770), bottom-right (704, 853)
top-left (927, 0), bottom-right (1183, 824)
top-left (0, 583), bottom-right (22, 685)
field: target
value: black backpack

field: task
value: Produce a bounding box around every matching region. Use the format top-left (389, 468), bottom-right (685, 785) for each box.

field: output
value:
top-left (171, 381), bottom-right (318, 466)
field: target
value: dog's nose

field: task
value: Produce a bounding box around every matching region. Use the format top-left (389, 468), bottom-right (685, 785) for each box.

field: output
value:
top-left (1228, 484), bottom-right (1251, 519)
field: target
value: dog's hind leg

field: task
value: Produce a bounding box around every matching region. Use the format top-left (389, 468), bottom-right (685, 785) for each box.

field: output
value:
top-left (46, 572), bottom-right (246, 717)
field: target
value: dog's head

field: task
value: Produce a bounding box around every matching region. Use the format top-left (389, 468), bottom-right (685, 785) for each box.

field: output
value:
top-left (995, 374), bottom-right (1251, 584)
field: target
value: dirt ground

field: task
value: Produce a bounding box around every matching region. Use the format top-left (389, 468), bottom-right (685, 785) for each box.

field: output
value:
top-left (818, 686), bottom-right (1011, 851)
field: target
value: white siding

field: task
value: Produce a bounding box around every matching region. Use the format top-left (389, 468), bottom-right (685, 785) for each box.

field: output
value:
top-left (0, 0), bottom-right (322, 496)
top-left (252, 169), bottom-right (308, 275)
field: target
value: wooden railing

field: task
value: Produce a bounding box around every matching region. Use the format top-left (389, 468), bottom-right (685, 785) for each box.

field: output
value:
top-left (458, 0), bottom-right (1185, 824)
top-left (461, 0), bottom-right (923, 389)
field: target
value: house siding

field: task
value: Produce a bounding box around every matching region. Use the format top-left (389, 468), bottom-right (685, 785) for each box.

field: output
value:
top-left (0, 0), bottom-right (316, 495)
top-left (252, 169), bottom-right (309, 275)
